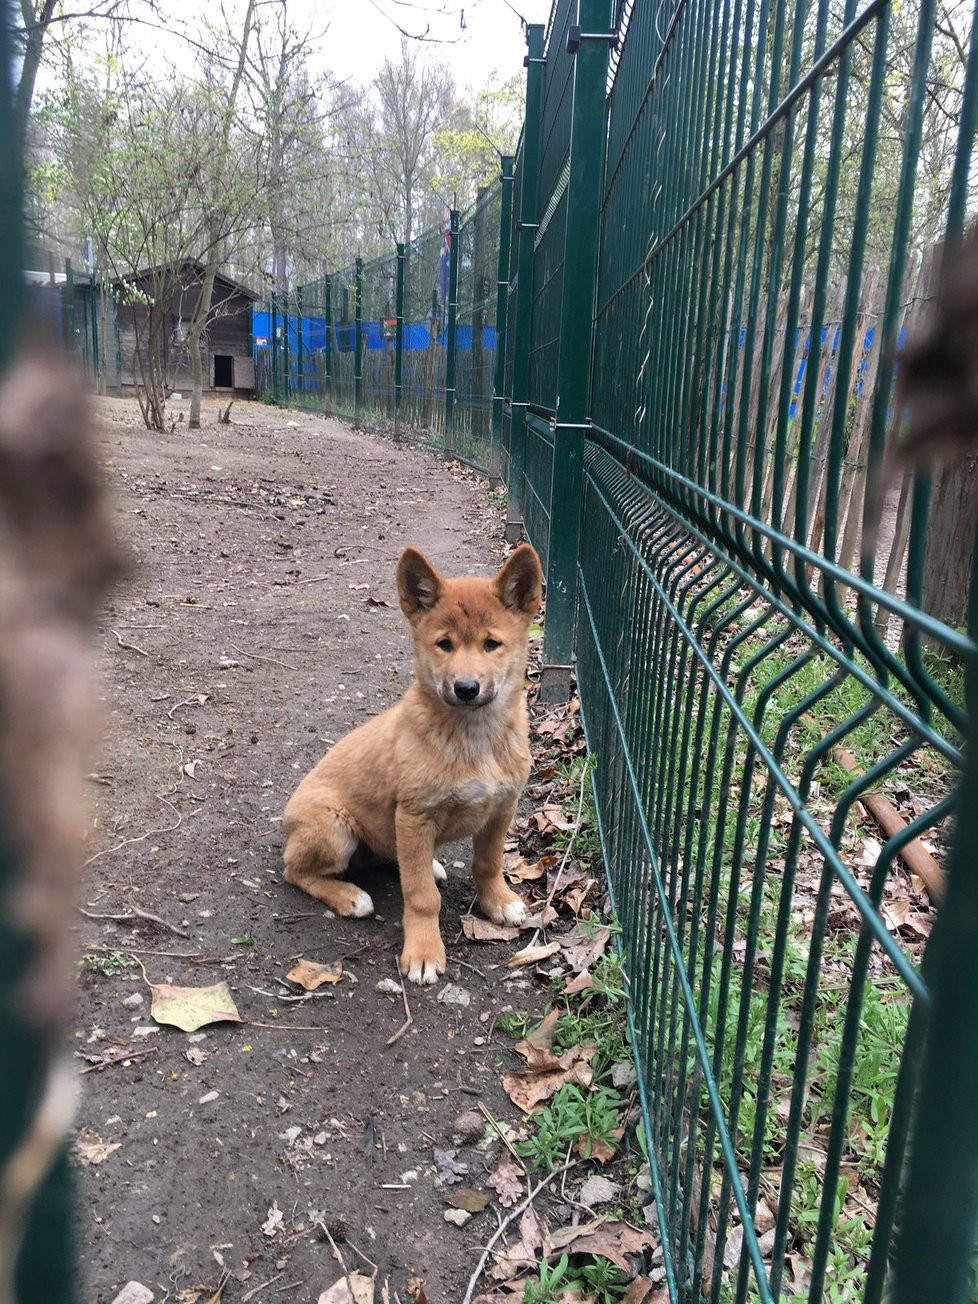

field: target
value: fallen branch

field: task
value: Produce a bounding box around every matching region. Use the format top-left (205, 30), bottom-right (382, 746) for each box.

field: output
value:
top-left (461, 1160), bottom-right (579, 1304)
top-left (386, 962), bottom-right (414, 1046)
top-left (830, 742), bottom-right (945, 906)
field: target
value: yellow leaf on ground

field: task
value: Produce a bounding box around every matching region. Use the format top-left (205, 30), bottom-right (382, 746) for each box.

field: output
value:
top-left (149, 981), bottom-right (241, 1031)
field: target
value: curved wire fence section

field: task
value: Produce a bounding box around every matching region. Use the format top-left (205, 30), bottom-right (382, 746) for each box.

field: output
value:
top-left (500, 0), bottom-right (978, 1301)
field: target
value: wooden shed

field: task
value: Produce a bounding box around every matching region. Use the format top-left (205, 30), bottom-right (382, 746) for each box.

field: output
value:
top-left (108, 260), bottom-right (257, 397)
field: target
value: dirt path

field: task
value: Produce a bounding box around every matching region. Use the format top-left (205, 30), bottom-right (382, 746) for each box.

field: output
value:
top-left (76, 396), bottom-right (546, 1303)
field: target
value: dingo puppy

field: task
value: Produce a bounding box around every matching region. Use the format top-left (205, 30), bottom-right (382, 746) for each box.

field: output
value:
top-left (282, 544), bottom-right (543, 985)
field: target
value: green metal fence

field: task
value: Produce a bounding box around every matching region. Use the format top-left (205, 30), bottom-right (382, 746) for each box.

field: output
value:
top-left (499, 1), bottom-right (978, 1301)
top-left (258, 190), bottom-right (506, 470)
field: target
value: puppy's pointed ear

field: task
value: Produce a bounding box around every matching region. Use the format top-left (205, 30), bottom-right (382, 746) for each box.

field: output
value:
top-left (494, 544), bottom-right (543, 616)
top-left (397, 547), bottom-right (444, 616)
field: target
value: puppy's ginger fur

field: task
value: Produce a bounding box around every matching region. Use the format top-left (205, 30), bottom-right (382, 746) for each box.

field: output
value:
top-left (282, 544), bottom-right (543, 984)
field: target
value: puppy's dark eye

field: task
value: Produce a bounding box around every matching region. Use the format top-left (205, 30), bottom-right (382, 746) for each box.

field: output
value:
top-left (484, 638), bottom-right (502, 651)
top-left (436, 638), bottom-right (453, 652)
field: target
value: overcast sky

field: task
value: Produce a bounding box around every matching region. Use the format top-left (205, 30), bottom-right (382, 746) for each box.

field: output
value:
top-left (322, 0), bottom-right (553, 94)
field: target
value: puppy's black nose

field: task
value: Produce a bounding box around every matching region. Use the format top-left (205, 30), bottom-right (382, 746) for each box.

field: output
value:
top-left (454, 679), bottom-right (480, 703)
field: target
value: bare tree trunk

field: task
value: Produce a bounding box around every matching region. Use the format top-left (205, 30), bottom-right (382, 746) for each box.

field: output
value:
top-left (187, 0), bottom-right (256, 428)
top-left (187, 262), bottom-right (218, 429)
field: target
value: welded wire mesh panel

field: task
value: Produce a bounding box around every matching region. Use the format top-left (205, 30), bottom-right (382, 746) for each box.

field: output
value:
top-left (359, 251), bottom-right (399, 426)
top-left (501, 144), bottom-right (525, 484)
top-left (454, 183), bottom-right (501, 471)
top-left (327, 262), bottom-right (358, 420)
top-left (400, 225), bottom-right (447, 447)
top-left (292, 277), bottom-right (333, 412)
top-left (528, 0), bottom-right (575, 420)
top-left (578, 1), bottom-right (978, 1301)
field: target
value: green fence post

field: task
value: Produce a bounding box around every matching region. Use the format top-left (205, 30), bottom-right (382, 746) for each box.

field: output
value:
top-left (394, 243), bottom-right (405, 441)
top-left (1, 11), bottom-right (77, 1296)
top-left (505, 22), bottom-right (545, 542)
top-left (63, 257), bottom-right (76, 360)
top-left (354, 257), bottom-right (363, 427)
top-left (444, 208), bottom-right (460, 458)
top-left (88, 268), bottom-right (100, 391)
top-left (295, 285), bottom-right (304, 406)
top-left (538, 0), bottom-right (611, 703)
top-left (282, 290), bottom-right (291, 405)
top-left (323, 274), bottom-right (332, 413)
top-left (270, 292), bottom-right (280, 403)
top-left (490, 156), bottom-right (514, 488)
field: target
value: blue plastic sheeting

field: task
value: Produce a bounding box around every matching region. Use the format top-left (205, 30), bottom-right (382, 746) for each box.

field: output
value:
top-left (251, 311), bottom-right (495, 355)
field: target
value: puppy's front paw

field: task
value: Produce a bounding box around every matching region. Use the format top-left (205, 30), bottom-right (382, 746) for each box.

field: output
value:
top-left (483, 889), bottom-right (527, 927)
top-left (346, 889), bottom-right (376, 918)
top-left (400, 934), bottom-right (447, 986)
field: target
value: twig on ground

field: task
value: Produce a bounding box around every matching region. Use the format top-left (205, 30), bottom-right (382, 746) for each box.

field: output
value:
top-left (251, 1021), bottom-right (328, 1031)
top-left (462, 1160), bottom-right (580, 1304)
top-left (110, 628), bottom-right (149, 656)
top-left (78, 903), bottom-right (190, 939)
top-left (228, 640), bottom-right (298, 672)
top-left (386, 961), bottom-right (414, 1046)
top-left (346, 1239), bottom-right (379, 1277)
top-left (83, 943), bottom-right (202, 960)
top-left (241, 1273), bottom-right (283, 1301)
top-left (83, 794), bottom-right (183, 867)
top-left (77, 1045), bottom-right (158, 1074)
top-left (317, 1220), bottom-right (358, 1300)
top-left (478, 1101), bottom-right (531, 1192)
top-left (168, 694), bottom-right (204, 720)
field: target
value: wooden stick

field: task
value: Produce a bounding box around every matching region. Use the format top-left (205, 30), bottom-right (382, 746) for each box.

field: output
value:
top-left (461, 1161), bottom-right (579, 1304)
top-left (386, 962), bottom-right (414, 1046)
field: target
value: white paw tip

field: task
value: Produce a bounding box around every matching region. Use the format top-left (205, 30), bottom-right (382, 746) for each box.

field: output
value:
top-left (432, 859), bottom-right (447, 883)
top-left (348, 889), bottom-right (375, 918)
top-left (492, 899), bottom-right (527, 926)
top-left (406, 960), bottom-right (443, 986)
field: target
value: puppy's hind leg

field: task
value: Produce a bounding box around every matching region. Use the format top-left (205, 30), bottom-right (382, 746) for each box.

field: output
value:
top-left (282, 807), bottom-right (374, 918)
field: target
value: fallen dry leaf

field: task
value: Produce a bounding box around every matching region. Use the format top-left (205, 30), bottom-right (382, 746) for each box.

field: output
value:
top-left (549, 1219), bottom-right (657, 1270)
top-left (461, 916), bottom-right (520, 942)
top-left (317, 1273), bottom-right (374, 1304)
top-left (444, 1187), bottom-right (491, 1213)
top-left (576, 1125), bottom-right (624, 1164)
top-left (882, 899), bottom-right (909, 931)
top-left (504, 858), bottom-right (547, 883)
top-left (74, 1132), bottom-right (121, 1166)
top-left (516, 1008), bottom-right (558, 1056)
top-left (560, 926), bottom-right (611, 973)
top-left (564, 968), bottom-right (597, 995)
top-left (405, 1275), bottom-right (428, 1304)
top-left (286, 958), bottom-right (343, 990)
top-left (490, 1205), bottom-right (544, 1281)
top-left (507, 940), bottom-right (561, 969)
top-left (185, 1046), bottom-right (208, 1066)
top-left (621, 1280), bottom-right (669, 1304)
top-left (486, 1156), bottom-right (523, 1207)
top-left (502, 1044), bottom-right (596, 1111)
top-left (149, 980), bottom-right (241, 1032)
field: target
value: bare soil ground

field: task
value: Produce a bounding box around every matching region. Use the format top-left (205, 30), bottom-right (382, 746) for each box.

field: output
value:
top-left (75, 396), bottom-right (555, 1303)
